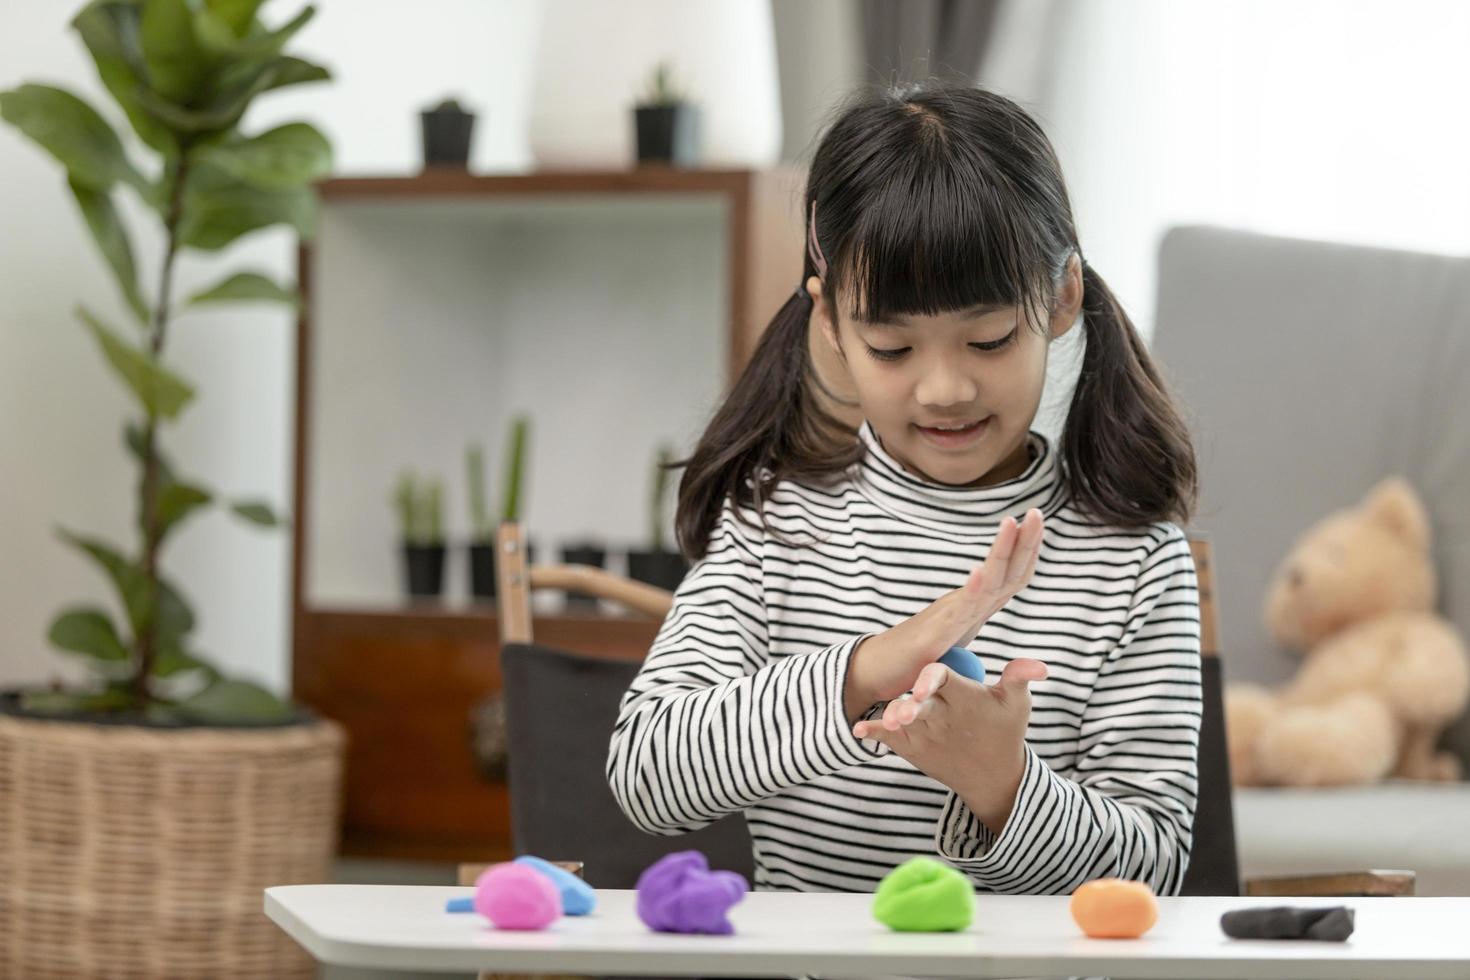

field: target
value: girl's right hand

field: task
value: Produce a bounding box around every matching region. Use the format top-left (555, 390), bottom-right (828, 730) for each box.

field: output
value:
top-left (845, 508), bottom-right (1045, 720)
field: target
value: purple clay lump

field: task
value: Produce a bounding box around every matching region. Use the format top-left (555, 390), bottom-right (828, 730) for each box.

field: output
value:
top-left (635, 850), bottom-right (749, 935)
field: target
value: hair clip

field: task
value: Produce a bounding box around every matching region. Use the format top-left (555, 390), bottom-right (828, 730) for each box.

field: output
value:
top-left (806, 200), bottom-right (829, 280)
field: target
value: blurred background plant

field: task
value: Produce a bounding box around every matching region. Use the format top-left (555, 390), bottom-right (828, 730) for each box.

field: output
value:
top-left (638, 60), bottom-right (687, 107)
top-left (0, 0), bottom-right (332, 723)
top-left (393, 469), bottom-right (445, 547)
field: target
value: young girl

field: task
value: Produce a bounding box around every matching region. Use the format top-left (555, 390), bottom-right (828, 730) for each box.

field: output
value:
top-left (606, 81), bottom-right (1202, 897)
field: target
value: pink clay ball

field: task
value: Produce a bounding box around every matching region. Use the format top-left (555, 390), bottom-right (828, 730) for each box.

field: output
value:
top-left (473, 863), bottom-right (562, 931)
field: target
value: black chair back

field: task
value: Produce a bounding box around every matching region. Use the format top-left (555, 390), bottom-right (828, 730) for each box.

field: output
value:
top-left (500, 642), bottom-right (756, 889)
top-left (1180, 653), bottom-right (1241, 895)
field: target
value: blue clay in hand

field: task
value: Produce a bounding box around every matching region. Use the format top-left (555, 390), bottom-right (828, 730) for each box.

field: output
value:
top-left (937, 646), bottom-right (986, 683)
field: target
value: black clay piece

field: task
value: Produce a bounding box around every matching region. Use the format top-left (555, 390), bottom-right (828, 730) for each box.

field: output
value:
top-left (1220, 905), bottom-right (1355, 942)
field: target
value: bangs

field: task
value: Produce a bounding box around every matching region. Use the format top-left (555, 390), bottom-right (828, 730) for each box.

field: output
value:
top-left (834, 168), bottom-right (1056, 330)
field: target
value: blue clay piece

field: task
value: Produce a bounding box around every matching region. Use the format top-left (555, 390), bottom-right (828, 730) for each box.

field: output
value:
top-left (938, 646), bottom-right (986, 683)
top-left (515, 855), bottom-right (597, 916)
top-left (446, 896), bottom-right (475, 913)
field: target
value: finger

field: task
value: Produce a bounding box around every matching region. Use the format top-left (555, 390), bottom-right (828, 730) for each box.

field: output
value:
top-left (994, 657), bottom-right (1048, 703)
top-left (1002, 509), bottom-right (1044, 594)
top-left (1018, 512), bottom-right (1043, 584)
top-left (899, 695), bottom-right (936, 727)
top-left (964, 516), bottom-right (1018, 601)
top-left (911, 662), bottom-right (952, 703)
top-left (853, 719), bottom-right (901, 748)
top-left (882, 697), bottom-right (909, 731)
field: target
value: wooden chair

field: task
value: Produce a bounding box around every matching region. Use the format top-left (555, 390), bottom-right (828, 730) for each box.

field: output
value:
top-left (464, 526), bottom-right (1411, 900)
top-left (475, 521), bottom-right (755, 891)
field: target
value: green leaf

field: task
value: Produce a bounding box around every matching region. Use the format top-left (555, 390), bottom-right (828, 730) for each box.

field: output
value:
top-left (124, 425), bottom-right (211, 542)
top-left (201, 55), bottom-right (330, 121)
top-left (72, 1), bottom-right (179, 158)
top-left (154, 643), bottom-right (220, 678)
top-left (157, 480), bottom-right (212, 535)
top-left (140, 0), bottom-right (216, 104)
top-left (177, 162), bottom-right (314, 250)
top-left (177, 677), bottom-right (292, 723)
top-left (138, 53), bottom-right (329, 136)
top-left (195, 4), bottom-right (314, 60)
top-left (204, 0), bottom-right (267, 37)
top-left (21, 688), bottom-right (135, 716)
top-left (192, 121), bottom-right (331, 189)
top-left (56, 528), bottom-right (195, 643)
top-left (501, 416), bottom-right (530, 523)
top-left (0, 83), bottom-right (147, 192)
top-left (124, 421), bottom-right (175, 484)
top-left (251, 54), bottom-right (330, 95)
top-left (134, 84), bottom-right (243, 134)
top-left (78, 306), bottom-right (195, 419)
top-left (187, 271), bottom-right (298, 307)
top-left (48, 607), bottom-right (131, 662)
top-left (69, 178), bottom-right (150, 325)
top-left (230, 500), bottom-right (283, 527)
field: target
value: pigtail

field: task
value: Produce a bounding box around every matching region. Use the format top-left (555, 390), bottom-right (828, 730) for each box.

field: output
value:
top-left (1061, 261), bottom-right (1198, 528)
top-left (674, 280), bottom-right (858, 562)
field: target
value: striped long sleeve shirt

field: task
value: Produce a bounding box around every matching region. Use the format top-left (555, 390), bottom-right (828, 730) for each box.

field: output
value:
top-left (606, 422), bottom-right (1202, 895)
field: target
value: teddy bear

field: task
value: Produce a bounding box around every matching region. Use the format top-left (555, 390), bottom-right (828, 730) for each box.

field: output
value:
top-left (1225, 478), bottom-right (1470, 787)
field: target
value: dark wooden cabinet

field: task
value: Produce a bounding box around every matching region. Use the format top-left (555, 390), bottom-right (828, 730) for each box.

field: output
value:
top-left (294, 606), bottom-right (660, 861)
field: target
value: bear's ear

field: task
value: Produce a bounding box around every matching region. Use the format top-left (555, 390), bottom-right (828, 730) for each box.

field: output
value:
top-left (1361, 477), bottom-right (1430, 551)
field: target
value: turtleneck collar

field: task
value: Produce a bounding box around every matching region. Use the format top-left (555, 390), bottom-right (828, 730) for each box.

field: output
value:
top-left (850, 420), bottom-right (1066, 532)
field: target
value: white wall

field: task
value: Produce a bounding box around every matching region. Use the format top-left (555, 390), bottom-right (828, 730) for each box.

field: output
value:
top-left (0, 0), bottom-right (543, 692)
top-left (1034, 0), bottom-right (1470, 337)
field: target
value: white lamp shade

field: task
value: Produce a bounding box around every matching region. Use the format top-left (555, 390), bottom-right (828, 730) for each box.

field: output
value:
top-left (528, 0), bottom-right (783, 169)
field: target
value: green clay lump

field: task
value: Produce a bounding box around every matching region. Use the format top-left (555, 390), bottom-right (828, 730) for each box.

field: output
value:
top-left (872, 857), bottom-right (974, 932)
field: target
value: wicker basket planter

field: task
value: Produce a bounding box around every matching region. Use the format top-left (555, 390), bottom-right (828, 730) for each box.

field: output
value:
top-left (0, 704), bottom-right (344, 979)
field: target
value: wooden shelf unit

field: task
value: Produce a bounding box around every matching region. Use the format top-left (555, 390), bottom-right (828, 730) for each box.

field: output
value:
top-left (291, 167), bottom-right (803, 861)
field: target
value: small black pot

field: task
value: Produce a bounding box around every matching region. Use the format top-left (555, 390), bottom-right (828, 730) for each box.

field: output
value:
top-left (420, 104), bottom-right (476, 168)
top-left (634, 103), bottom-right (700, 167)
top-left (468, 540), bottom-right (537, 601)
top-left (627, 548), bottom-right (689, 592)
top-left (560, 542), bottom-right (608, 611)
top-left (403, 543), bottom-right (446, 599)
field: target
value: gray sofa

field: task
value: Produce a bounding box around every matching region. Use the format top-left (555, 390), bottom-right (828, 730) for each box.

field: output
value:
top-left (1152, 225), bottom-right (1470, 896)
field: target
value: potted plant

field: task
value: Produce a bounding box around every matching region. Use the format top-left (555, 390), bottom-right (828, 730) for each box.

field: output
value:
top-left (394, 469), bottom-right (446, 599)
top-left (628, 443), bottom-right (689, 591)
top-left (633, 60), bottom-right (700, 167)
top-left (467, 415), bottom-right (534, 600)
top-left (0, 2), bottom-right (340, 976)
top-left (420, 95), bottom-right (475, 169)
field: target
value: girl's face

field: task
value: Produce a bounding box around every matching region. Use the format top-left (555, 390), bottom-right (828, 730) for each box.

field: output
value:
top-left (811, 255), bottom-right (1083, 487)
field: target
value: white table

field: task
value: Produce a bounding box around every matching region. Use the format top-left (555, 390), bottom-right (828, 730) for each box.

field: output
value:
top-left (265, 885), bottom-right (1470, 979)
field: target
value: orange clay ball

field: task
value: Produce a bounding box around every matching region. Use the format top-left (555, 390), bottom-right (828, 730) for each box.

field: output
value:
top-left (1069, 879), bottom-right (1159, 939)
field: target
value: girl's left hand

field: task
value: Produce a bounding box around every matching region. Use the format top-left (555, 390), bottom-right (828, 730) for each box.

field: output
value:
top-left (853, 657), bottom-right (1048, 835)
